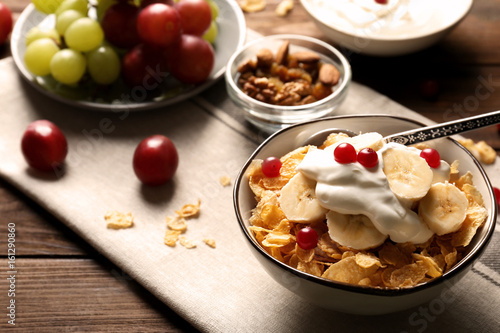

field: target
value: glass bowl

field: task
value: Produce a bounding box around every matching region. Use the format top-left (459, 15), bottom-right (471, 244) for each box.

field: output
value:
top-left (225, 34), bottom-right (351, 134)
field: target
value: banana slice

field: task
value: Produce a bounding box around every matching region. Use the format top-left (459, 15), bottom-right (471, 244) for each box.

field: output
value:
top-left (418, 182), bottom-right (468, 235)
top-left (324, 132), bottom-right (384, 152)
top-left (326, 211), bottom-right (387, 250)
top-left (382, 146), bottom-right (433, 201)
top-left (278, 172), bottom-right (328, 223)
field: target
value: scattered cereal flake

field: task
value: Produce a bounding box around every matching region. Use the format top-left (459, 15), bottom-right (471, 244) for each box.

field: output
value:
top-left (203, 238), bottom-right (216, 248)
top-left (476, 140), bottom-right (496, 164)
top-left (164, 230), bottom-right (181, 247)
top-left (179, 236), bottom-right (197, 249)
top-left (166, 216), bottom-right (188, 232)
top-left (176, 199), bottom-right (201, 218)
top-left (457, 138), bottom-right (497, 164)
top-left (275, 0), bottom-right (293, 17)
top-left (239, 0), bottom-right (266, 13)
top-left (220, 175), bottom-right (231, 187)
top-left (105, 211), bottom-right (134, 229)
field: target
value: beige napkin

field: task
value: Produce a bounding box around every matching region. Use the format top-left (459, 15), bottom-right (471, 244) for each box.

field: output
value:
top-left (1, 56), bottom-right (499, 332)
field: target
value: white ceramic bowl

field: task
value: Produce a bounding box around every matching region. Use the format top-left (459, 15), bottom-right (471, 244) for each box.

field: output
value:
top-left (225, 34), bottom-right (351, 133)
top-left (233, 115), bottom-right (496, 315)
top-left (300, 0), bottom-right (474, 56)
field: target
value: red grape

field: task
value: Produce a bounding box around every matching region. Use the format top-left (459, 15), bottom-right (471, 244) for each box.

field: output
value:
top-left (357, 148), bottom-right (378, 168)
top-left (137, 3), bottom-right (182, 48)
top-left (0, 2), bottom-right (13, 45)
top-left (141, 0), bottom-right (175, 8)
top-left (296, 227), bottom-right (318, 250)
top-left (101, 2), bottom-right (141, 49)
top-left (262, 156), bottom-right (282, 177)
top-left (334, 143), bottom-right (357, 164)
top-left (121, 43), bottom-right (168, 87)
top-left (493, 187), bottom-right (500, 206)
top-left (420, 148), bottom-right (441, 168)
top-left (21, 120), bottom-right (68, 172)
top-left (133, 135), bottom-right (179, 186)
top-left (175, 0), bottom-right (212, 36)
top-left (168, 34), bottom-right (214, 84)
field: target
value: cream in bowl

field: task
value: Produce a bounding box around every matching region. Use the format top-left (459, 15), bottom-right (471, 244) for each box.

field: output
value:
top-left (234, 115), bottom-right (496, 314)
top-left (300, 0), bottom-right (474, 56)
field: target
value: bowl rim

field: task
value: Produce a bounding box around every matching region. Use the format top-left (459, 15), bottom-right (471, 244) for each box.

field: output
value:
top-left (225, 34), bottom-right (352, 113)
top-left (233, 114), bottom-right (497, 296)
top-left (299, 0), bottom-right (474, 42)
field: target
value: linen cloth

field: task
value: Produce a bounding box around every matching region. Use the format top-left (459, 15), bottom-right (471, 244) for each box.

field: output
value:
top-left (0, 55), bottom-right (499, 332)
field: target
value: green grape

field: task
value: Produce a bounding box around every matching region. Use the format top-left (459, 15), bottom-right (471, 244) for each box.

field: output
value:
top-left (202, 20), bottom-right (217, 44)
top-left (86, 45), bottom-right (120, 85)
top-left (50, 49), bottom-right (86, 85)
top-left (64, 17), bottom-right (104, 52)
top-left (55, 0), bottom-right (89, 16)
top-left (25, 26), bottom-right (61, 46)
top-left (55, 9), bottom-right (84, 36)
top-left (24, 38), bottom-right (60, 76)
top-left (96, 0), bottom-right (116, 21)
top-left (32, 0), bottom-right (65, 14)
top-left (206, 0), bottom-right (219, 20)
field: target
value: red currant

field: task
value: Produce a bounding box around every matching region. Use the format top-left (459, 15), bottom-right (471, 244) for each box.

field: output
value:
top-left (493, 187), bottom-right (500, 206)
top-left (262, 156), bottom-right (282, 177)
top-left (374, 0), bottom-right (388, 4)
top-left (334, 143), bottom-right (357, 164)
top-left (296, 227), bottom-right (318, 250)
top-left (420, 148), bottom-right (441, 168)
top-left (357, 148), bottom-right (379, 168)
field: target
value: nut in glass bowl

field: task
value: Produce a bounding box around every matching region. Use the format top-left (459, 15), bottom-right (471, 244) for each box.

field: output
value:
top-left (233, 115), bottom-right (496, 314)
top-left (225, 34), bottom-right (351, 134)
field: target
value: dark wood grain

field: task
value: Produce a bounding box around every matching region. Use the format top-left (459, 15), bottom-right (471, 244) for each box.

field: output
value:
top-left (0, 0), bottom-right (499, 331)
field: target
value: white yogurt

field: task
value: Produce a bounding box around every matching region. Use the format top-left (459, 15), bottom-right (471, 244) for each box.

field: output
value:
top-left (297, 146), bottom-right (434, 244)
top-left (305, 0), bottom-right (438, 38)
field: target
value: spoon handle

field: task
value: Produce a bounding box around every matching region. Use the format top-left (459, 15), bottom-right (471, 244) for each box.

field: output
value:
top-left (384, 110), bottom-right (500, 145)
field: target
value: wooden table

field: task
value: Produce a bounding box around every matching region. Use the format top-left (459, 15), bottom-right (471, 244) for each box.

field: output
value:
top-left (1, 0), bottom-right (499, 330)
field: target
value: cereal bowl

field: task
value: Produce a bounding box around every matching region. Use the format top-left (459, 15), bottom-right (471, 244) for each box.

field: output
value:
top-left (233, 115), bottom-right (496, 315)
top-left (300, 0), bottom-right (474, 56)
top-left (225, 34), bottom-right (351, 134)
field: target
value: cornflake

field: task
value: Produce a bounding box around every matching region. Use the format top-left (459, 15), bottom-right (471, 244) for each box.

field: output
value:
top-left (276, 0), bottom-right (293, 17)
top-left (457, 138), bottom-right (497, 164)
top-left (105, 211), bottom-right (134, 229)
top-left (176, 199), bottom-right (201, 218)
top-left (203, 238), bottom-right (216, 248)
top-left (220, 175), bottom-right (232, 187)
top-left (166, 216), bottom-right (188, 233)
top-left (239, 0), bottom-right (266, 13)
top-left (164, 230), bottom-right (181, 247)
top-left (179, 237), bottom-right (197, 249)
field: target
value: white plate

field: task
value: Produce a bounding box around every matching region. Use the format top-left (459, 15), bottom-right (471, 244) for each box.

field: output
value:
top-left (10, 0), bottom-right (246, 111)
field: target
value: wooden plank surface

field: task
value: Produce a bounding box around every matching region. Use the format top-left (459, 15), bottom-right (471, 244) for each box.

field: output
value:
top-left (1, 0), bottom-right (499, 331)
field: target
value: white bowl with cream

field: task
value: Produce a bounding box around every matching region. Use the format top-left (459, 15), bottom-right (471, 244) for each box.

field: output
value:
top-left (233, 114), bottom-right (496, 314)
top-left (300, 0), bottom-right (474, 56)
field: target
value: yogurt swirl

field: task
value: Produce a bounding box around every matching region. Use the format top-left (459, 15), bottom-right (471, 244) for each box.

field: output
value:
top-left (297, 146), bottom-right (434, 244)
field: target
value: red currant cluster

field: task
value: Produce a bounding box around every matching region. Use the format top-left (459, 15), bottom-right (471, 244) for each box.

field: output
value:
top-left (334, 143), bottom-right (379, 168)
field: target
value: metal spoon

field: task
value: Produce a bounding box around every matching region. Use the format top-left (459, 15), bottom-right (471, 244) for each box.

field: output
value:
top-left (303, 110), bottom-right (500, 146)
